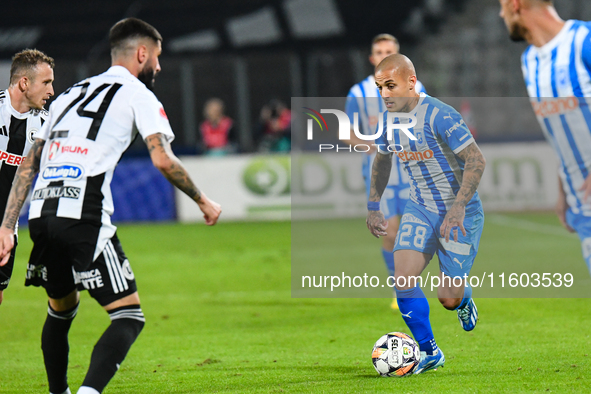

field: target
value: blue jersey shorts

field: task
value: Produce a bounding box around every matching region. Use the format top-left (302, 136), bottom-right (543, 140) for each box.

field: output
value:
top-left (393, 202), bottom-right (485, 279)
top-left (566, 208), bottom-right (591, 274)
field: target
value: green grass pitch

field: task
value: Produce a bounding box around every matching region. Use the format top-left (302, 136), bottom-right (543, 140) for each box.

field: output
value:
top-left (1, 212), bottom-right (590, 393)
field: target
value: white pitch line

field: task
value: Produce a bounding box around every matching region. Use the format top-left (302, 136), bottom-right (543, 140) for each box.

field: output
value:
top-left (487, 214), bottom-right (578, 239)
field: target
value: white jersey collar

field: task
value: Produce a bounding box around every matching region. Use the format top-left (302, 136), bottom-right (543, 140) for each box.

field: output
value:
top-left (2, 89), bottom-right (33, 119)
top-left (408, 92), bottom-right (427, 116)
top-left (103, 65), bottom-right (142, 83)
top-left (534, 19), bottom-right (574, 54)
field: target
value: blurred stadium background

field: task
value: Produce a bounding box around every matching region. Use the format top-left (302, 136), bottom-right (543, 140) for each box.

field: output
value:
top-left (3, 1), bottom-right (591, 392)
top-left (2, 0), bottom-right (589, 224)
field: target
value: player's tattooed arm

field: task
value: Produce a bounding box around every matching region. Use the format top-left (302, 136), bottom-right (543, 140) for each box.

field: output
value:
top-left (369, 152), bottom-right (393, 202)
top-left (145, 133), bottom-right (202, 202)
top-left (1, 139), bottom-right (45, 231)
top-left (146, 133), bottom-right (222, 226)
top-left (366, 152), bottom-right (392, 238)
top-left (440, 142), bottom-right (486, 242)
top-left (454, 142), bottom-right (486, 207)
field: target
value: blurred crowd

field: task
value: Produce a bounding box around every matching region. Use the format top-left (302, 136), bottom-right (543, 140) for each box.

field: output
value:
top-left (198, 98), bottom-right (291, 156)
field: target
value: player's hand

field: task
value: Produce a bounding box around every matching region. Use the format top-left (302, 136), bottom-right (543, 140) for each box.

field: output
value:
top-left (440, 204), bottom-right (466, 243)
top-left (366, 210), bottom-right (388, 238)
top-left (579, 174), bottom-right (591, 205)
top-left (197, 193), bottom-right (222, 226)
top-left (556, 193), bottom-right (575, 233)
top-left (0, 227), bottom-right (15, 266)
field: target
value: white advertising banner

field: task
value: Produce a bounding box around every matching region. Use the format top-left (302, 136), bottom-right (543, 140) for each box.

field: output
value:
top-left (177, 142), bottom-right (560, 222)
top-left (478, 142), bottom-right (559, 211)
top-left (177, 154), bottom-right (291, 222)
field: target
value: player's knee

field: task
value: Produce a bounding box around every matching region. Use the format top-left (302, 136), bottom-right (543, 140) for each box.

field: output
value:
top-left (108, 304), bottom-right (145, 337)
top-left (438, 297), bottom-right (461, 310)
top-left (394, 279), bottom-right (415, 292)
top-left (0, 290), bottom-right (3, 305)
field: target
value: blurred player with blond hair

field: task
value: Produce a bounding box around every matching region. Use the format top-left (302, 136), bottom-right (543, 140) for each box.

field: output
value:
top-left (0, 49), bottom-right (54, 305)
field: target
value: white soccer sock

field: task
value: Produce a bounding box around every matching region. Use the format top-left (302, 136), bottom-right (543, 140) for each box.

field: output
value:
top-left (77, 387), bottom-right (100, 394)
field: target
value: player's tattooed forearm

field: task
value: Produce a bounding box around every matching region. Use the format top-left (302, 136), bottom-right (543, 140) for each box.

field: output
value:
top-left (146, 134), bottom-right (203, 202)
top-left (1, 140), bottom-right (45, 230)
top-left (454, 143), bottom-right (486, 207)
top-left (166, 161), bottom-right (202, 202)
top-left (31, 139), bottom-right (44, 170)
top-left (369, 153), bottom-right (393, 201)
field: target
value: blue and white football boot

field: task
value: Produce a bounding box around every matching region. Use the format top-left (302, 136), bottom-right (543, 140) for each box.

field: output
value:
top-left (457, 298), bottom-right (478, 331)
top-left (414, 348), bottom-right (445, 374)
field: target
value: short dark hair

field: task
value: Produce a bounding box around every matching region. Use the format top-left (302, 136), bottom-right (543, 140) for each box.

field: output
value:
top-left (372, 34), bottom-right (400, 52)
top-left (10, 49), bottom-right (54, 86)
top-left (109, 18), bottom-right (162, 56)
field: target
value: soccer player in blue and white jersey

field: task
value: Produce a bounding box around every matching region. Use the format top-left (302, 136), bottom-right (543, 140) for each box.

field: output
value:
top-left (500, 0), bottom-right (591, 275)
top-left (345, 34), bottom-right (426, 309)
top-left (366, 54), bottom-right (486, 373)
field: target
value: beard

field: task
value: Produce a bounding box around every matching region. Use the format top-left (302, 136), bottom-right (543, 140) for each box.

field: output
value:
top-left (508, 23), bottom-right (527, 42)
top-left (138, 65), bottom-right (158, 90)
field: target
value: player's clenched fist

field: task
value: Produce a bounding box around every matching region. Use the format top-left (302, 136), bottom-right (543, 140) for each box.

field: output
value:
top-left (367, 210), bottom-right (388, 239)
top-left (0, 227), bottom-right (14, 267)
top-left (439, 204), bottom-right (467, 243)
top-left (197, 193), bottom-right (221, 226)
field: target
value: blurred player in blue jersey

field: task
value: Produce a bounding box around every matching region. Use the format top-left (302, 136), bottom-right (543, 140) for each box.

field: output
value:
top-left (366, 54), bottom-right (486, 373)
top-left (500, 0), bottom-right (591, 276)
top-left (345, 34), bottom-right (426, 309)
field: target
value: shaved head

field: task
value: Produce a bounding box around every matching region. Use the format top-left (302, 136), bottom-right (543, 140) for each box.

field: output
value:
top-left (375, 54), bottom-right (416, 80)
top-left (374, 53), bottom-right (420, 112)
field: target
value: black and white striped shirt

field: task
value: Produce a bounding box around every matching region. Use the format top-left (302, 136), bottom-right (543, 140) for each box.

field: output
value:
top-left (0, 89), bottom-right (47, 230)
top-left (29, 66), bottom-right (175, 259)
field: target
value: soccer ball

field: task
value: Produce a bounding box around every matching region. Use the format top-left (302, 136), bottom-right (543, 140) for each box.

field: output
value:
top-left (371, 332), bottom-right (420, 377)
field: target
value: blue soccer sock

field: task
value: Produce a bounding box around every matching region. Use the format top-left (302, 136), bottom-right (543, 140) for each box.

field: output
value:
top-left (396, 286), bottom-right (438, 355)
top-left (456, 283), bottom-right (473, 310)
top-left (381, 248), bottom-right (395, 278)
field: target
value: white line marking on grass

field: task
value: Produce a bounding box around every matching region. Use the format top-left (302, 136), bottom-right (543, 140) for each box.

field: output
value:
top-left (487, 214), bottom-right (578, 239)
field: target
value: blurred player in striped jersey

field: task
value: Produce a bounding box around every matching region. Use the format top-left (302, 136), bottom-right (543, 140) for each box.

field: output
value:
top-left (345, 34), bottom-right (426, 309)
top-left (367, 54), bottom-right (486, 373)
top-left (500, 0), bottom-right (591, 275)
top-left (0, 49), bottom-right (54, 305)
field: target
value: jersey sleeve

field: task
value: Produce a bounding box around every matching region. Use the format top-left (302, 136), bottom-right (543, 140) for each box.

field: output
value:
top-left (433, 107), bottom-right (474, 154)
top-left (345, 90), bottom-right (359, 127)
top-left (376, 111), bottom-right (390, 155)
top-left (130, 89), bottom-right (175, 142)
